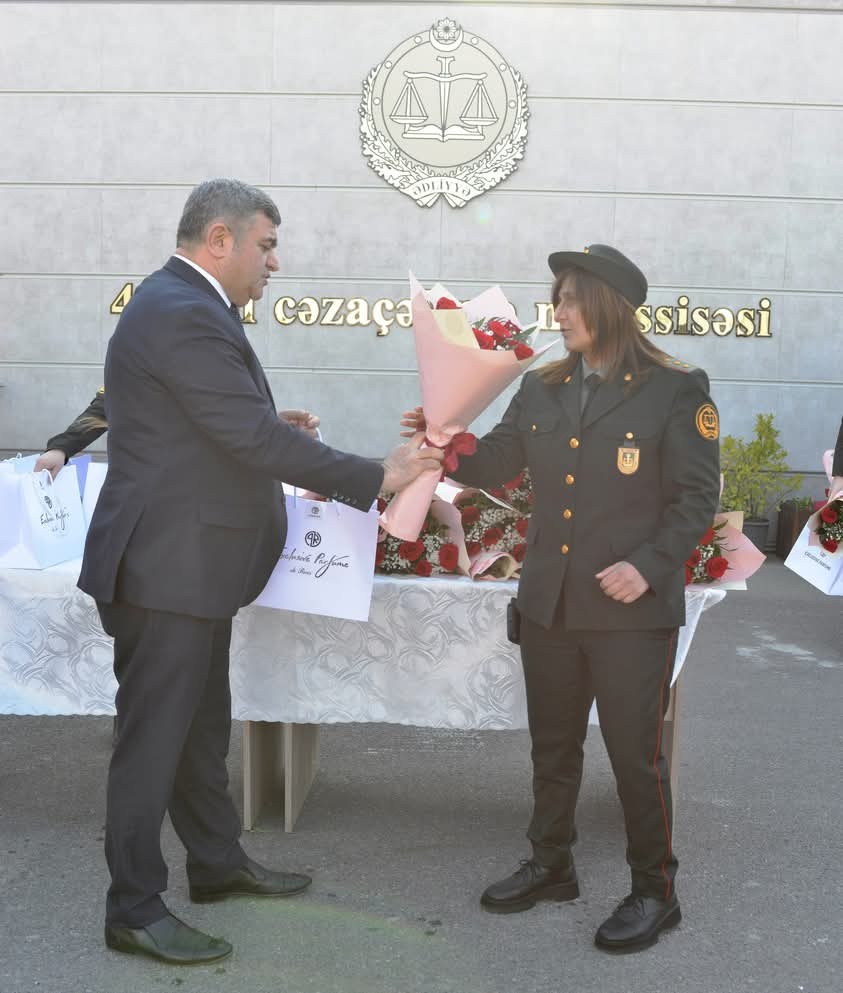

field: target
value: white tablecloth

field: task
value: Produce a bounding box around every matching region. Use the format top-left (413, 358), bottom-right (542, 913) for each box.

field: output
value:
top-left (0, 562), bottom-right (725, 727)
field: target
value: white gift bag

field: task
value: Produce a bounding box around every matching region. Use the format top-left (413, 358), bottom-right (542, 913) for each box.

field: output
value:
top-left (0, 463), bottom-right (88, 569)
top-left (79, 460), bottom-right (108, 527)
top-left (784, 448), bottom-right (843, 595)
top-left (253, 493), bottom-right (379, 621)
top-left (784, 508), bottom-right (843, 595)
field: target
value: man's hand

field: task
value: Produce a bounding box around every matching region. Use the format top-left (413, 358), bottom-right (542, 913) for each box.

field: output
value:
top-left (34, 449), bottom-right (67, 479)
top-left (595, 561), bottom-right (650, 604)
top-left (382, 433), bottom-right (444, 493)
top-left (278, 408), bottom-right (320, 439)
top-left (399, 406), bottom-right (426, 439)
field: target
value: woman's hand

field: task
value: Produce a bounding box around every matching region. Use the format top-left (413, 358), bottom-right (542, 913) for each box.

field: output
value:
top-left (400, 406), bottom-right (426, 438)
top-left (278, 409), bottom-right (320, 439)
top-left (34, 449), bottom-right (67, 479)
top-left (595, 561), bottom-right (650, 604)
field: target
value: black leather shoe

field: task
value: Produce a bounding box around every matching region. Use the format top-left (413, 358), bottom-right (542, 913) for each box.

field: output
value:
top-left (594, 892), bottom-right (681, 953)
top-left (480, 859), bottom-right (579, 914)
top-left (189, 857), bottom-right (312, 903)
top-left (105, 911), bottom-right (232, 965)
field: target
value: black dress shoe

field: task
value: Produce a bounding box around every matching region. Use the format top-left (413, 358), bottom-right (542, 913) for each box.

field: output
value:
top-left (105, 911), bottom-right (232, 965)
top-left (480, 859), bottom-right (579, 914)
top-left (189, 857), bottom-right (312, 903)
top-left (594, 892), bottom-right (681, 953)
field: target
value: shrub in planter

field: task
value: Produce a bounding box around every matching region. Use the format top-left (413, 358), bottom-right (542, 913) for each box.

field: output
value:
top-left (720, 413), bottom-right (803, 550)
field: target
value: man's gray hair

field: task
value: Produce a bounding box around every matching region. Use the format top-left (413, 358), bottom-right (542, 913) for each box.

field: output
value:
top-left (176, 178), bottom-right (281, 246)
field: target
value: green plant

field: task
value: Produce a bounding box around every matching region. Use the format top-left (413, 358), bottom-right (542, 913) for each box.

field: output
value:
top-left (719, 413), bottom-right (803, 521)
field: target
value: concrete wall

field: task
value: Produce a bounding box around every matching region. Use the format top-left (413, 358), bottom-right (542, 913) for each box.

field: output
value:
top-left (1, 1), bottom-right (842, 494)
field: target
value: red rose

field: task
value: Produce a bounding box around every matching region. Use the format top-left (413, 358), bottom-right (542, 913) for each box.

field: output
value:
top-left (467, 541), bottom-right (481, 557)
top-left (512, 542), bottom-right (527, 562)
top-left (460, 504), bottom-right (481, 525)
top-left (705, 555), bottom-right (729, 579)
top-left (487, 319), bottom-right (510, 341)
top-left (435, 297), bottom-right (459, 309)
top-left (513, 343), bottom-right (534, 360)
top-left (377, 496), bottom-right (388, 513)
top-left (472, 328), bottom-right (495, 349)
top-left (821, 537), bottom-right (839, 553)
top-left (398, 540), bottom-right (425, 562)
top-left (438, 543), bottom-right (459, 571)
top-left (516, 518), bottom-right (529, 537)
top-left (414, 559), bottom-right (433, 576)
top-left (821, 505), bottom-right (839, 524)
top-left (504, 471), bottom-right (524, 489)
top-left (688, 548), bottom-right (701, 567)
top-left (699, 527), bottom-right (716, 545)
top-left (684, 565), bottom-right (694, 585)
top-left (482, 526), bottom-right (504, 548)
top-left (375, 544), bottom-right (386, 566)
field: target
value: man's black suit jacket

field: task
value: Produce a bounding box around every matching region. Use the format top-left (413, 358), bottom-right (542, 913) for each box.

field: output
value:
top-left (78, 257), bottom-right (383, 619)
top-left (453, 360), bottom-right (721, 631)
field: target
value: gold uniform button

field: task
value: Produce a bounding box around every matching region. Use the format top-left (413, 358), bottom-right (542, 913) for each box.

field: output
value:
top-left (563, 509), bottom-right (572, 520)
top-left (569, 437), bottom-right (579, 449)
top-left (531, 424), bottom-right (537, 432)
top-left (560, 544), bottom-right (569, 554)
top-left (565, 474), bottom-right (575, 485)
top-left (625, 432), bottom-right (634, 440)
top-left (623, 372), bottom-right (632, 382)
top-left (563, 375), bottom-right (572, 384)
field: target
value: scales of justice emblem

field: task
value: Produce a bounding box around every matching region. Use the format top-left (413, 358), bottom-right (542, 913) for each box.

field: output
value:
top-left (360, 17), bottom-right (529, 207)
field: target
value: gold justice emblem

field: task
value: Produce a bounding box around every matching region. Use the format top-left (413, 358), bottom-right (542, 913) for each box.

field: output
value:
top-left (617, 446), bottom-right (640, 475)
top-left (695, 403), bottom-right (719, 440)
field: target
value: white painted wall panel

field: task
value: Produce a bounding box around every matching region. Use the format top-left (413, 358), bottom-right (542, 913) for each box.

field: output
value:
top-left (0, 0), bottom-right (841, 484)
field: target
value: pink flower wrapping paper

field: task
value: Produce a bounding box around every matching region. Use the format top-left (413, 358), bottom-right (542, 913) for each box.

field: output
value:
top-left (379, 273), bottom-right (555, 541)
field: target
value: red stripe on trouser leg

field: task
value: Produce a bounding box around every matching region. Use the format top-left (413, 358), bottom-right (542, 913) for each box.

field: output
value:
top-left (653, 628), bottom-right (678, 901)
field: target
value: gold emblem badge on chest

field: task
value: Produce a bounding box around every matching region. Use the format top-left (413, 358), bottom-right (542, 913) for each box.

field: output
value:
top-left (617, 432), bottom-right (639, 474)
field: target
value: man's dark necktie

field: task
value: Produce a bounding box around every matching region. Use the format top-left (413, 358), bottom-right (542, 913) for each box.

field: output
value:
top-left (580, 372), bottom-right (601, 418)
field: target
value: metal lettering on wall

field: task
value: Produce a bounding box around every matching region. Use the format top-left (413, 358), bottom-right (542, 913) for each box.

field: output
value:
top-left (110, 284), bottom-right (773, 338)
top-left (359, 18), bottom-right (529, 207)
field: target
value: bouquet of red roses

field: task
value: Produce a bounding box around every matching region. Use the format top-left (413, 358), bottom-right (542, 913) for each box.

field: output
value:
top-left (685, 520), bottom-right (730, 584)
top-left (378, 275), bottom-right (554, 542)
top-left (452, 468), bottom-right (534, 580)
top-left (685, 511), bottom-right (765, 588)
top-left (374, 495), bottom-right (467, 578)
top-left (816, 497), bottom-right (843, 553)
top-left (486, 468), bottom-right (535, 517)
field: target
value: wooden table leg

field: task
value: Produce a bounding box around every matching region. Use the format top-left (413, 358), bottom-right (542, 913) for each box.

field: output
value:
top-left (283, 723), bottom-right (320, 833)
top-left (242, 721), bottom-right (321, 832)
top-left (242, 721), bottom-right (284, 831)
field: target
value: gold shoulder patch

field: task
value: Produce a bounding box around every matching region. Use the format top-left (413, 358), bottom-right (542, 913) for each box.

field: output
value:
top-left (695, 403), bottom-right (719, 440)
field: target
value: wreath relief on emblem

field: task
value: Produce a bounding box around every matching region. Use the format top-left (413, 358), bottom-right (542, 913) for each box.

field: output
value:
top-left (360, 18), bottom-right (529, 207)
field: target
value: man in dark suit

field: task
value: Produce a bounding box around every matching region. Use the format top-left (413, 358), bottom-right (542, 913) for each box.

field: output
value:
top-left (405, 245), bottom-right (720, 953)
top-left (78, 178), bottom-right (441, 965)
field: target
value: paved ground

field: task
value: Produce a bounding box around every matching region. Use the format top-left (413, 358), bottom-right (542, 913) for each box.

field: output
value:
top-left (1, 561), bottom-right (841, 993)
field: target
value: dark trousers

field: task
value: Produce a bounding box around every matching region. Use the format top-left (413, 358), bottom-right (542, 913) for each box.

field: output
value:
top-left (98, 600), bottom-right (247, 927)
top-left (520, 608), bottom-right (678, 900)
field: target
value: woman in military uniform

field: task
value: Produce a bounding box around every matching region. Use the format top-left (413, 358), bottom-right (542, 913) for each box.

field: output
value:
top-left (35, 388), bottom-right (107, 476)
top-left (403, 244), bottom-right (720, 953)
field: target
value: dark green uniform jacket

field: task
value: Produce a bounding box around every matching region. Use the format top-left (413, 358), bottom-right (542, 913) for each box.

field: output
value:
top-left (46, 389), bottom-right (106, 459)
top-left (453, 359), bottom-right (721, 631)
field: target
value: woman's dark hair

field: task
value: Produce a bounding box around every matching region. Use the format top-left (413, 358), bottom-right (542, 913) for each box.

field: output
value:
top-left (538, 266), bottom-right (670, 386)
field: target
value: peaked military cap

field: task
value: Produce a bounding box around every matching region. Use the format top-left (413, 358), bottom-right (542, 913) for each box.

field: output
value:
top-left (548, 244), bottom-right (648, 307)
